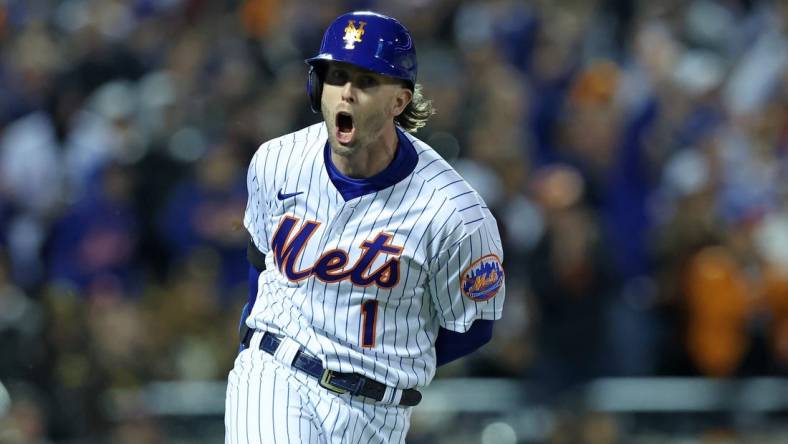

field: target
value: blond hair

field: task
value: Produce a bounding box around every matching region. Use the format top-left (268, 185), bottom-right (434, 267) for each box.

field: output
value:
top-left (395, 84), bottom-right (435, 133)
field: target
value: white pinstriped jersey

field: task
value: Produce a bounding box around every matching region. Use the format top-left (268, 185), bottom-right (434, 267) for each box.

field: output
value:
top-left (243, 122), bottom-right (505, 390)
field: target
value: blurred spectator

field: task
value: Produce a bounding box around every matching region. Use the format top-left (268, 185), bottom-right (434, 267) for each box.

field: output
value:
top-left (47, 162), bottom-right (141, 295)
top-left (0, 382), bottom-right (52, 444)
top-left (0, 112), bottom-right (64, 288)
top-left (0, 248), bottom-right (45, 380)
top-left (684, 246), bottom-right (752, 376)
top-left (143, 247), bottom-right (240, 381)
top-left (109, 413), bottom-right (163, 444)
top-left (157, 143), bottom-right (248, 298)
top-left (524, 165), bottom-right (618, 394)
top-left (39, 287), bottom-right (107, 439)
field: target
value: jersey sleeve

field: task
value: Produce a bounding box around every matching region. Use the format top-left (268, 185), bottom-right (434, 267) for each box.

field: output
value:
top-left (427, 213), bottom-right (505, 333)
top-left (243, 147), bottom-right (271, 255)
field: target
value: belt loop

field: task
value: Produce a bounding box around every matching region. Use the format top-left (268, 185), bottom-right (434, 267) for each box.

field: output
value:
top-left (273, 336), bottom-right (301, 366)
top-left (383, 386), bottom-right (403, 405)
top-left (250, 330), bottom-right (265, 351)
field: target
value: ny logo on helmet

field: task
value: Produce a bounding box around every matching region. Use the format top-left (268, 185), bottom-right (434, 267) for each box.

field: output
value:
top-left (343, 20), bottom-right (367, 49)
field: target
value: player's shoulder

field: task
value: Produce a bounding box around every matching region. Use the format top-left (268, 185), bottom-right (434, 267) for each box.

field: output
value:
top-left (245, 123), bottom-right (324, 188)
top-left (248, 123), bottom-right (327, 177)
top-left (405, 133), bottom-right (492, 235)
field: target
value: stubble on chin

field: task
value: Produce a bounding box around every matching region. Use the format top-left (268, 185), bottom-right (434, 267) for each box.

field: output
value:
top-left (330, 140), bottom-right (358, 157)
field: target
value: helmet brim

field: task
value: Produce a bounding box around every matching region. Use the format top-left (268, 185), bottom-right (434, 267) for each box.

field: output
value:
top-left (305, 55), bottom-right (414, 89)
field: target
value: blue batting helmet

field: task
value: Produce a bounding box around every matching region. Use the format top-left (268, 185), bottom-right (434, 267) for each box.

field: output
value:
top-left (305, 11), bottom-right (417, 112)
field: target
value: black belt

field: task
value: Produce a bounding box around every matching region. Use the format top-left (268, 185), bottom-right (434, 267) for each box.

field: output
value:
top-left (242, 329), bottom-right (422, 407)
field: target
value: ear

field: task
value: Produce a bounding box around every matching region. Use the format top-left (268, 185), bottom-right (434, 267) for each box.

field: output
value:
top-left (391, 87), bottom-right (413, 117)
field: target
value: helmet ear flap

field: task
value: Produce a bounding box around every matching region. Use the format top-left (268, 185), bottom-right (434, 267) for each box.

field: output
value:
top-left (307, 65), bottom-right (323, 113)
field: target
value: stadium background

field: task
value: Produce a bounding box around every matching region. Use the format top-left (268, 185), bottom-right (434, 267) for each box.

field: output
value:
top-left (0, 0), bottom-right (787, 442)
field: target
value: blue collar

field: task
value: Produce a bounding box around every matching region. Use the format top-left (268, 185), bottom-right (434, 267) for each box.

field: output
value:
top-left (324, 128), bottom-right (419, 201)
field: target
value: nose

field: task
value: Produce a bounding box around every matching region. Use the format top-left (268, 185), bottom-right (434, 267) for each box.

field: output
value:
top-left (340, 81), bottom-right (355, 103)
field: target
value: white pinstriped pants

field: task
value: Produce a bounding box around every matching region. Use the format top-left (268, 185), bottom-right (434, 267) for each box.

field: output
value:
top-left (224, 335), bottom-right (412, 443)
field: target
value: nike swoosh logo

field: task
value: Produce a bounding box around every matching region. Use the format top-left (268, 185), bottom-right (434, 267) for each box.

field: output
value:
top-left (277, 189), bottom-right (303, 200)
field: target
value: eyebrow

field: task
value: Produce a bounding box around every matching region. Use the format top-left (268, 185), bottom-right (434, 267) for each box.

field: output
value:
top-left (329, 63), bottom-right (376, 75)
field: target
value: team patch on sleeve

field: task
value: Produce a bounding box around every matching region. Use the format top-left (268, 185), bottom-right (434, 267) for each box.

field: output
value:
top-left (460, 254), bottom-right (504, 301)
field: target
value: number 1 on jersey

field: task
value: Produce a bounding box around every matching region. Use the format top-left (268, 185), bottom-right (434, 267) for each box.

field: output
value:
top-left (360, 300), bottom-right (378, 348)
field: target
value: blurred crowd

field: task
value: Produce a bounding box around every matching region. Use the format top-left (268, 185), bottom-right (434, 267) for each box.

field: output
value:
top-left (0, 0), bottom-right (786, 442)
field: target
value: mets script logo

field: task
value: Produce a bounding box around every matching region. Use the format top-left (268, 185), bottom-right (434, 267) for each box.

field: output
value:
top-left (461, 255), bottom-right (504, 301)
top-left (343, 20), bottom-right (367, 49)
top-left (271, 216), bottom-right (401, 289)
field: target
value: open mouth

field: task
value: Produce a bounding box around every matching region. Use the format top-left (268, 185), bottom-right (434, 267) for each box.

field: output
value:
top-left (335, 112), bottom-right (355, 144)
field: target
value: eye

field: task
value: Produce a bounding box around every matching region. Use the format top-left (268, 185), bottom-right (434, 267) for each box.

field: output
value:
top-left (326, 68), bottom-right (349, 85)
top-left (358, 75), bottom-right (379, 88)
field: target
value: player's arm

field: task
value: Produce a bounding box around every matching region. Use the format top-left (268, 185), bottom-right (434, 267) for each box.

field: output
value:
top-left (239, 147), bottom-right (271, 349)
top-left (428, 212), bottom-right (505, 363)
top-left (239, 240), bottom-right (267, 349)
top-left (435, 320), bottom-right (494, 366)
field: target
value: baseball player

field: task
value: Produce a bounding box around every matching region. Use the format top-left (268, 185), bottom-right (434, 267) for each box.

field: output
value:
top-left (225, 11), bottom-right (505, 443)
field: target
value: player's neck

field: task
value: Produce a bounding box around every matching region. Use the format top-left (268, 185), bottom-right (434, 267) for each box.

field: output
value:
top-left (330, 125), bottom-right (398, 179)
